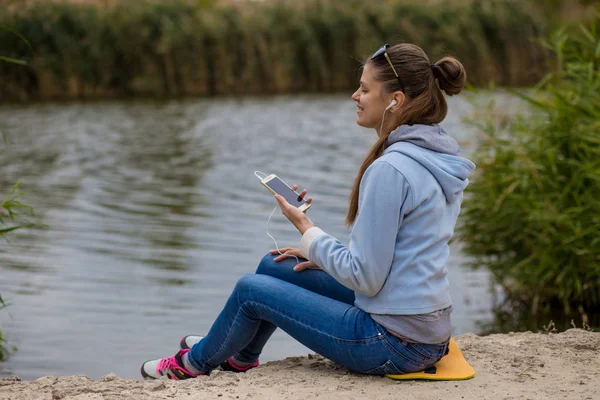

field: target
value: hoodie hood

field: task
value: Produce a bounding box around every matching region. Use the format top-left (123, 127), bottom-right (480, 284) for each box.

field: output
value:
top-left (384, 125), bottom-right (475, 203)
top-left (386, 124), bottom-right (461, 155)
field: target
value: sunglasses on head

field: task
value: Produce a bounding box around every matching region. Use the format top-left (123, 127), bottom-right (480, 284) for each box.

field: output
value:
top-left (371, 44), bottom-right (404, 91)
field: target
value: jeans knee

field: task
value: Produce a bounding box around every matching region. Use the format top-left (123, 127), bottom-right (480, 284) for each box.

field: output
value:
top-left (233, 273), bottom-right (280, 308)
top-left (236, 273), bottom-right (258, 287)
top-left (234, 273), bottom-right (260, 296)
top-left (255, 253), bottom-right (278, 275)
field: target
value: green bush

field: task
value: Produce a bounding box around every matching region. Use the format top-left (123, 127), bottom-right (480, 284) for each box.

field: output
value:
top-left (0, 0), bottom-right (549, 101)
top-left (459, 19), bottom-right (600, 313)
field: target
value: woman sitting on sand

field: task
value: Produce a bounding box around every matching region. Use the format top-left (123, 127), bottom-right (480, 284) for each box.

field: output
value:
top-left (141, 42), bottom-right (475, 379)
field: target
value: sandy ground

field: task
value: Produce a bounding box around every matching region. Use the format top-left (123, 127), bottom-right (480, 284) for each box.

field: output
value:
top-left (0, 329), bottom-right (598, 400)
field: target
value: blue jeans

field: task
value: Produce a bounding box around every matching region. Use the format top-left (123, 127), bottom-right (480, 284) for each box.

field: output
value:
top-left (188, 253), bottom-right (449, 375)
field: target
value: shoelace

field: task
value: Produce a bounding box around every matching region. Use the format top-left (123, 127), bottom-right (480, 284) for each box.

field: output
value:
top-left (157, 351), bottom-right (196, 380)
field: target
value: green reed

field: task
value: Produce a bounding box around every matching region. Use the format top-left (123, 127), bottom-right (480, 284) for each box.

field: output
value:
top-left (1, 180), bottom-right (36, 238)
top-left (0, 0), bottom-right (550, 100)
top-left (0, 181), bottom-right (36, 361)
top-left (0, 292), bottom-right (15, 362)
top-left (0, 26), bottom-right (35, 361)
top-left (0, 329), bottom-right (12, 363)
top-left (459, 18), bottom-right (600, 314)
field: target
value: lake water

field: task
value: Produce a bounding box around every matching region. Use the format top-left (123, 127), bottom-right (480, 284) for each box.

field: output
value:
top-left (0, 93), bottom-right (504, 380)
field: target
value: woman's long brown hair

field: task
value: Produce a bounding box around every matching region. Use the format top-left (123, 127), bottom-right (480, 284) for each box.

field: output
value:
top-left (345, 43), bottom-right (466, 227)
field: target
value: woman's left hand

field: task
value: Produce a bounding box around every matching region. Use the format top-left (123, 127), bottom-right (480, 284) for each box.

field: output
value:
top-left (273, 184), bottom-right (315, 235)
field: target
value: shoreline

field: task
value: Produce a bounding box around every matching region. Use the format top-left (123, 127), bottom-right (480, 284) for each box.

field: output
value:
top-left (0, 329), bottom-right (598, 400)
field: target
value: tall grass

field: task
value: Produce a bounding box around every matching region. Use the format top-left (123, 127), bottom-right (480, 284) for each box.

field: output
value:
top-left (0, 293), bottom-right (14, 363)
top-left (0, 165), bottom-right (35, 364)
top-left (0, 0), bottom-right (549, 101)
top-left (1, 180), bottom-right (36, 238)
top-left (0, 27), bottom-right (35, 361)
top-left (0, 180), bottom-right (32, 362)
top-left (459, 18), bottom-right (600, 314)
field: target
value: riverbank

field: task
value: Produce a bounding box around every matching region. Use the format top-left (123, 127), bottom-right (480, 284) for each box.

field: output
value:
top-left (0, 329), bottom-right (597, 400)
top-left (0, 0), bottom-right (548, 101)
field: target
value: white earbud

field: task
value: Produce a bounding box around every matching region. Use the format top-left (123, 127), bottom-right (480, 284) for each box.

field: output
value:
top-left (385, 99), bottom-right (397, 111)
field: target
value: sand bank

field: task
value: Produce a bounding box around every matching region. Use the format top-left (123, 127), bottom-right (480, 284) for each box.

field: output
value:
top-left (1, 329), bottom-right (598, 400)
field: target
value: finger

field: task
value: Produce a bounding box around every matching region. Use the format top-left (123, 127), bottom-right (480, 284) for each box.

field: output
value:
top-left (274, 194), bottom-right (285, 207)
top-left (276, 252), bottom-right (299, 262)
top-left (306, 197), bottom-right (312, 204)
top-left (271, 250), bottom-right (286, 255)
top-left (274, 251), bottom-right (290, 260)
top-left (275, 195), bottom-right (292, 211)
top-left (274, 194), bottom-right (285, 203)
top-left (270, 248), bottom-right (291, 254)
top-left (293, 262), bottom-right (312, 272)
top-left (292, 184), bottom-right (298, 190)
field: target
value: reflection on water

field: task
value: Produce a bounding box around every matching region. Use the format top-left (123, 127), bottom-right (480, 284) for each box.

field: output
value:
top-left (1, 93), bottom-right (499, 380)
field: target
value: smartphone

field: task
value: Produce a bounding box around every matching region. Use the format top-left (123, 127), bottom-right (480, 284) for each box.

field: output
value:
top-left (261, 174), bottom-right (311, 212)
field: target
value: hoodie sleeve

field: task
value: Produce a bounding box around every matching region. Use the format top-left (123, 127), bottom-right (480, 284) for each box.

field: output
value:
top-left (298, 161), bottom-right (412, 297)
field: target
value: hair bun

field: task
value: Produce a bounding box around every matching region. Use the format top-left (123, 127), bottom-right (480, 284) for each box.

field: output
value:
top-left (432, 57), bottom-right (466, 96)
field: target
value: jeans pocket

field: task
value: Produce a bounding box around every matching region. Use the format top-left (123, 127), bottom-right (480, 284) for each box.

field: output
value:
top-left (336, 334), bottom-right (384, 345)
top-left (404, 342), bottom-right (447, 360)
top-left (363, 359), bottom-right (402, 375)
top-left (381, 337), bottom-right (432, 372)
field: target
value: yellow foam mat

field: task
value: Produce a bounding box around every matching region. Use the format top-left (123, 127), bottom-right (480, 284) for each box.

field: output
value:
top-left (385, 338), bottom-right (475, 381)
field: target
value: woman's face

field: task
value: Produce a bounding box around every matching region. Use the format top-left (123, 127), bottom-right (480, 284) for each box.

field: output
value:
top-left (351, 64), bottom-right (391, 130)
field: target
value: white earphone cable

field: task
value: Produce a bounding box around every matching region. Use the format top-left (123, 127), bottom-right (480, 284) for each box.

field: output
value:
top-left (380, 100), bottom-right (396, 137)
top-left (254, 171), bottom-right (267, 180)
top-left (254, 170), bottom-right (300, 264)
top-left (380, 109), bottom-right (388, 137)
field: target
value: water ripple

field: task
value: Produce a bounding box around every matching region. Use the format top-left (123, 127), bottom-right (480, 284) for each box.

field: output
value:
top-left (0, 93), bottom-right (509, 380)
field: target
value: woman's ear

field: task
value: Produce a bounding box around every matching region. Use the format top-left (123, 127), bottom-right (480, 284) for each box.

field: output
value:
top-left (390, 91), bottom-right (406, 112)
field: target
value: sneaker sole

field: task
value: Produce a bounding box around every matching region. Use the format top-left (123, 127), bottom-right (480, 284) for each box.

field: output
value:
top-left (180, 336), bottom-right (189, 350)
top-left (180, 335), bottom-right (203, 350)
top-left (140, 361), bottom-right (156, 380)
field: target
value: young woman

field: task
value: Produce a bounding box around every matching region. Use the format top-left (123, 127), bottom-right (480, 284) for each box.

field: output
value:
top-left (141, 42), bottom-right (475, 379)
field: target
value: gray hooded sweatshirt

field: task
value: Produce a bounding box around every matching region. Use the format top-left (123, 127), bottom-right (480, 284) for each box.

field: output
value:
top-left (299, 123), bottom-right (474, 344)
top-left (372, 123), bottom-right (465, 344)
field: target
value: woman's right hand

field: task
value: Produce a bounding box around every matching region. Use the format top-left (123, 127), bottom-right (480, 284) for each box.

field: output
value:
top-left (269, 248), bottom-right (321, 272)
top-left (270, 247), bottom-right (302, 262)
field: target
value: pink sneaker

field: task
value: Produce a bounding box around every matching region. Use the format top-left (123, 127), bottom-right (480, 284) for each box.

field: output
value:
top-left (178, 335), bottom-right (259, 373)
top-left (179, 335), bottom-right (203, 350)
top-left (220, 357), bottom-right (260, 373)
top-left (141, 349), bottom-right (204, 380)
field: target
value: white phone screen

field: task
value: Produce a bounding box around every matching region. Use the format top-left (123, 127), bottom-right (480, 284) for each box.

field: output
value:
top-left (266, 177), bottom-right (306, 208)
